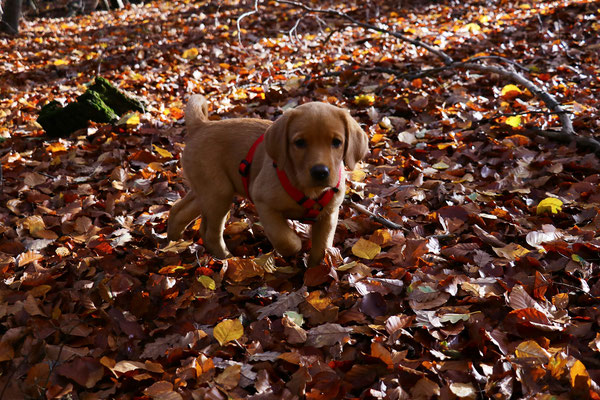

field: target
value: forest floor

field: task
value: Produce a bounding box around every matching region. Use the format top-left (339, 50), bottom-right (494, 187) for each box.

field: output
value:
top-left (1, 0), bottom-right (600, 398)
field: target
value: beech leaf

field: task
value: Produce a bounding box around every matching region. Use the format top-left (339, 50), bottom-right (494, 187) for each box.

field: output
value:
top-left (214, 319), bottom-right (244, 346)
top-left (536, 197), bottom-right (563, 214)
top-left (351, 238), bottom-right (381, 259)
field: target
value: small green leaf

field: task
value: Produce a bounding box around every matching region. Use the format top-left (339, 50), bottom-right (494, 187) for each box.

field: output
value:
top-left (418, 285), bottom-right (436, 293)
top-left (283, 311), bottom-right (304, 327)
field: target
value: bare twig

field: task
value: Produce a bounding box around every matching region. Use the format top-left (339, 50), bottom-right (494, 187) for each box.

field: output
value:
top-left (275, 0), bottom-right (454, 64)
top-left (345, 199), bottom-right (406, 230)
top-left (236, 0), bottom-right (259, 47)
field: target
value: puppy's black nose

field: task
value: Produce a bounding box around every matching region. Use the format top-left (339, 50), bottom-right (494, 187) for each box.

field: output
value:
top-left (310, 164), bottom-right (330, 181)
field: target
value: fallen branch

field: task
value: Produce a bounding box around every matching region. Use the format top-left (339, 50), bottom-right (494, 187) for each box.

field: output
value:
top-left (462, 62), bottom-right (574, 135)
top-left (268, 0), bottom-right (578, 140)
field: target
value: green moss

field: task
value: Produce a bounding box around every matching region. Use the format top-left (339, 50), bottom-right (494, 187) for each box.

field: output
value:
top-left (88, 76), bottom-right (145, 115)
top-left (75, 90), bottom-right (119, 123)
top-left (37, 77), bottom-right (145, 137)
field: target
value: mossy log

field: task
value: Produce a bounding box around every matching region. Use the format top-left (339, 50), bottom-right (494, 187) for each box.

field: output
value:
top-left (87, 77), bottom-right (145, 115)
top-left (37, 77), bottom-right (145, 137)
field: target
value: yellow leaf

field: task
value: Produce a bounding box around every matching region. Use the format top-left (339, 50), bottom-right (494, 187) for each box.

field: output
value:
top-left (352, 238), bottom-right (381, 260)
top-left (478, 15), bottom-right (490, 25)
top-left (371, 133), bottom-right (384, 144)
top-left (46, 142), bottom-right (67, 153)
top-left (492, 243), bottom-right (530, 261)
top-left (182, 47), bottom-right (199, 60)
top-left (152, 144), bottom-right (173, 159)
top-left (354, 94), bottom-right (375, 107)
top-left (501, 84), bottom-right (522, 97)
top-left (214, 319), bottom-right (243, 346)
top-left (462, 23), bottom-right (481, 33)
top-left (198, 275), bottom-right (216, 290)
top-left (505, 115), bottom-right (522, 128)
top-left (53, 59), bottom-right (69, 66)
top-left (570, 359), bottom-right (591, 389)
top-left (116, 113), bottom-right (140, 127)
top-left (350, 169), bottom-right (367, 182)
top-left (232, 88), bottom-right (248, 100)
top-left (536, 197), bottom-right (563, 215)
top-left (548, 353), bottom-right (568, 380)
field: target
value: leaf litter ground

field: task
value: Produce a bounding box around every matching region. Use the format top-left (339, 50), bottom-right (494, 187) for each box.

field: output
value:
top-left (1, 0), bottom-right (600, 398)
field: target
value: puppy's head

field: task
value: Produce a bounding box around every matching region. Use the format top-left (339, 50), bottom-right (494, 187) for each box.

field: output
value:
top-left (265, 102), bottom-right (368, 195)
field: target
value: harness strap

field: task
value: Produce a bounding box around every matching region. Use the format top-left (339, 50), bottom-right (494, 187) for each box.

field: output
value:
top-left (239, 133), bottom-right (342, 224)
top-left (274, 163), bottom-right (342, 224)
top-left (239, 133), bottom-right (265, 199)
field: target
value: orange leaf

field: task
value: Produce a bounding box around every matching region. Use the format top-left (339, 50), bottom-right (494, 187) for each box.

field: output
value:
top-left (371, 342), bottom-right (393, 368)
top-left (17, 250), bottom-right (43, 267)
top-left (570, 360), bottom-right (591, 389)
top-left (224, 258), bottom-right (264, 282)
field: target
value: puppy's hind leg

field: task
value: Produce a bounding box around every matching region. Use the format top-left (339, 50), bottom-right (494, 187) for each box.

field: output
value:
top-left (199, 190), bottom-right (234, 259)
top-left (167, 192), bottom-right (203, 241)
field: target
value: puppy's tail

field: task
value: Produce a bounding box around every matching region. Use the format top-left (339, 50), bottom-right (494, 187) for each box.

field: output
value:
top-left (185, 95), bottom-right (209, 129)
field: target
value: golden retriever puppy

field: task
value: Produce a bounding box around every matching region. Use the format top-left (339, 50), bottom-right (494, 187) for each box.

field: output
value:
top-left (168, 95), bottom-right (368, 267)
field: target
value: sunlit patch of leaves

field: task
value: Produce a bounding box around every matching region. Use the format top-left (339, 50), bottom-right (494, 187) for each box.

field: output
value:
top-left (1, 0), bottom-right (600, 398)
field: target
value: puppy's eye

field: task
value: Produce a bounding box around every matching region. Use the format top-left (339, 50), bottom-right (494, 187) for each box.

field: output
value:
top-left (294, 139), bottom-right (307, 148)
top-left (332, 138), bottom-right (343, 148)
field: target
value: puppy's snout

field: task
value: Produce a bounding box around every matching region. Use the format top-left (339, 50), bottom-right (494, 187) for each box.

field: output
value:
top-left (310, 164), bottom-right (330, 181)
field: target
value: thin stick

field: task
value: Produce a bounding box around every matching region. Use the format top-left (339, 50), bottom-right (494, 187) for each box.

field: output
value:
top-left (345, 199), bottom-right (406, 230)
top-left (236, 0), bottom-right (259, 47)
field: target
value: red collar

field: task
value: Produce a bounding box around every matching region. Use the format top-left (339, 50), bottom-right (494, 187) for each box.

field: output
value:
top-left (239, 133), bottom-right (342, 224)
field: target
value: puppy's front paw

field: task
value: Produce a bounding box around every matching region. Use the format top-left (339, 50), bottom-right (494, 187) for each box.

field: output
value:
top-left (204, 243), bottom-right (232, 260)
top-left (307, 252), bottom-right (324, 268)
top-left (274, 235), bottom-right (302, 257)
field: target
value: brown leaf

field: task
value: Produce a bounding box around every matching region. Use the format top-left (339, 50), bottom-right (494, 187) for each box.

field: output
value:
top-left (0, 341), bottom-right (14, 362)
top-left (214, 364), bottom-right (241, 390)
top-left (55, 357), bottom-right (104, 388)
top-left (256, 287), bottom-right (306, 320)
top-left (224, 257), bottom-right (264, 283)
top-left (410, 377), bottom-right (440, 399)
top-left (282, 315), bottom-right (307, 344)
top-left (385, 314), bottom-right (415, 335)
top-left (305, 323), bottom-right (351, 347)
top-left (23, 294), bottom-right (45, 316)
top-left (23, 362), bottom-right (50, 395)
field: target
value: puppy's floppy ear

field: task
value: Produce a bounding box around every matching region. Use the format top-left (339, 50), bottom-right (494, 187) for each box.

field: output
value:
top-left (341, 110), bottom-right (368, 170)
top-left (265, 109), bottom-right (295, 169)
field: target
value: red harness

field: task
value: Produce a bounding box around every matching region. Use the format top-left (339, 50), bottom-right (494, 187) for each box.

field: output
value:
top-left (239, 133), bottom-right (341, 224)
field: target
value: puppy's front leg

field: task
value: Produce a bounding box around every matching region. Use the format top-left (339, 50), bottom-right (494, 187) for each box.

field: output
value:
top-left (255, 205), bottom-right (302, 257)
top-left (307, 208), bottom-right (339, 268)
